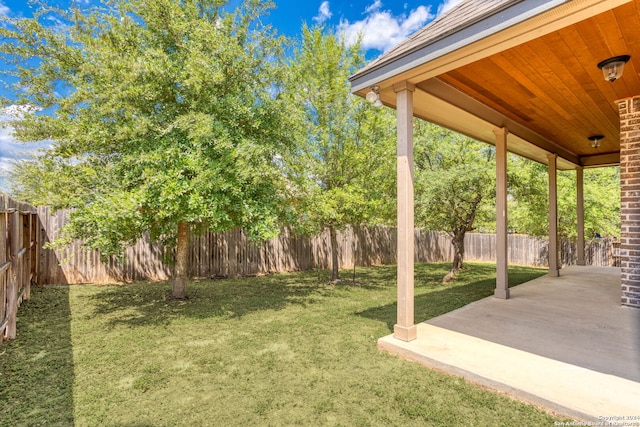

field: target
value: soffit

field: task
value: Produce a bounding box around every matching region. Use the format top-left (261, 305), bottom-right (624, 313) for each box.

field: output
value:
top-left (351, 0), bottom-right (638, 170)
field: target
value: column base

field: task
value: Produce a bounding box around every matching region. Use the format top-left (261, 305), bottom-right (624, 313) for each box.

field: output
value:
top-left (494, 288), bottom-right (510, 299)
top-left (548, 269), bottom-right (560, 277)
top-left (393, 324), bottom-right (417, 342)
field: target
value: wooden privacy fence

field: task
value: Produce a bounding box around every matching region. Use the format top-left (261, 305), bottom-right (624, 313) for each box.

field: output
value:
top-left (1, 196), bottom-right (38, 342)
top-left (36, 208), bottom-right (620, 285)
top-left (0, 202), bottom-right (623, 342)
top-left (37, 209), bottom-right (453, 284)
top-left (461, 233), bottom-right (620, 268)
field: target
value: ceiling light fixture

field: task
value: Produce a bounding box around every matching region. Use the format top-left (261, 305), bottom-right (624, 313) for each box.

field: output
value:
top-left (588, 135), bottom-right (604, 148)
top-left (365, 86), bottom-right (383, 107)
top-left (597, 55), bottom-right (631, 82)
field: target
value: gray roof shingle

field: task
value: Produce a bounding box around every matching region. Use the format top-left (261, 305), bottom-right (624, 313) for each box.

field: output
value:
top-left (358, 0), bottom-right (518, 74)
top-left (349, 0), bottom-right (566, 86)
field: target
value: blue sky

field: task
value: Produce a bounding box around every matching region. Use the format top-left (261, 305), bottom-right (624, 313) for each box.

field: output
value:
top-left (0, 0), bottom-right (462, 192)
top-left (261, 0), bottom-right (460, 52)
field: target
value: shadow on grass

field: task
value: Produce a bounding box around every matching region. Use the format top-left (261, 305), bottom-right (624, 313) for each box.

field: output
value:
top-left (357, 265), bottom-right (546, 331)
top-left (0, 286), bottom-right (75, 426)
top-left (357, 280), bottom-right (495, 332)
top-left (336, 262), bottom-right (456, 292)
top-left (83, 262), bottom-right (545, 332)
top-left (84, 270), bottom-right (333, 328)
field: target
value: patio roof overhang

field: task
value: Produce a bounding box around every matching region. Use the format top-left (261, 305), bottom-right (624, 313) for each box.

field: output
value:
top-left (349, 0), bottom-right (640, 170)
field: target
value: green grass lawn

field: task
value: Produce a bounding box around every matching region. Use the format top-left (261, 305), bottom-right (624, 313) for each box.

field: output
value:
top-left (0, 262), bottom-right (561, 426)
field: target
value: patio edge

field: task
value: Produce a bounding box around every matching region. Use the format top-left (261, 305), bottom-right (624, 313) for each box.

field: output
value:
top-left (378, 323), bottom-right (640, 422)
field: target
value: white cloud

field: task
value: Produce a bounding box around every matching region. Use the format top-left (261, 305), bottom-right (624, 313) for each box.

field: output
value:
top-left (364, 0), bottom-right (382, 14)
top-left (313, 1), bottom-right (332, 24)
top-left (338, 2), bottom-right (434, 52)
top-left (0, 106), bottom-right (51, 192)
top-left (437, 0), bottom-right (464, 17)
top-left (0, 1), bottom-right (9, 16)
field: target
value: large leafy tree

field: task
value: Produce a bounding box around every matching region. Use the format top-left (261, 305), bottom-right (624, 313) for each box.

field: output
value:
top-left (1, 0), bottom-right (292, 298)
top-left (282, 25), bottom-right (396, 281)
top-left (581, 167), bottom-right (620, 239)
top-left (508, 156), bottom-right (620, 239)
top-left (414, 121), bottom-right (495, 278)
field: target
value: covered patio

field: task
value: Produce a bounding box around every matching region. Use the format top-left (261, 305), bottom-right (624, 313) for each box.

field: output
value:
top-left (349, 0), bottom-right (640, 420)
top-left (379, 265), bottom-right (640, 420)
top-left (350, 0), bottom-right (640, 331)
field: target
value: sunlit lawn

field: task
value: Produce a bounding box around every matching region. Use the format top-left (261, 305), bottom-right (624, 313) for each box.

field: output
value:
top-left (0, 262), bottom-right (562, 426)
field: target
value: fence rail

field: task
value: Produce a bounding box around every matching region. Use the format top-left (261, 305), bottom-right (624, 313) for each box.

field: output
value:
top-left (35, 208), bottom-right (620, 285)
top-left (1, 195), bottom-right (37, 342)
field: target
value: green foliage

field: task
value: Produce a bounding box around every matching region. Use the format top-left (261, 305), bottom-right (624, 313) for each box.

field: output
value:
top-left (582, 167), bottom-right (620, 238)
top-left (279, 24), bottom-right (396, 279)
top-left (508, 156), bottom-right (620, 239)
top-left (507, 156), bottom-right (548, 236)
top-left (8, 154), bottom-right (89, 208)
top-left (414, 121), bottom-right (496, 238)
top-left (2, 0), bottom-right (620, 261)
top-left (282, 25), bottom-right (396, 234)
top-left (1, 0), bottom-right (292, 256)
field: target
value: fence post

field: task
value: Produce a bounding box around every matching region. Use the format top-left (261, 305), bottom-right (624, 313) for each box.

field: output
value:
top-left (5, 210), bottom-right (19, 339)
top-left (30, 213), bottom-right (38, 290)
top-left (0, 208), bottom-right (6, 342)
top-left (22, 211), bottom-right (32, 300)
top-left (1, 199), bottom-right (39, 342)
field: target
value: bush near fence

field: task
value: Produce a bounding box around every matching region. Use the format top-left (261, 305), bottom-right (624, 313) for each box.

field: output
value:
top-left (36, 208), bottom-right (620, 285)
top-left (1, 195), bottom-right (38, 342)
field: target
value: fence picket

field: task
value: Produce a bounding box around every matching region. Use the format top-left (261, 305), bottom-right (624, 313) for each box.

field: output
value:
top-left (1, 196), bottom-right (37, 342)
top-left (16, 208), bottom-right (620, 285)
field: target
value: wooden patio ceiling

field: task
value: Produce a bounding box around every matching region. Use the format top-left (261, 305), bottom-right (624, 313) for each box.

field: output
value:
top-left (351, 0), bottom-right (640, 170)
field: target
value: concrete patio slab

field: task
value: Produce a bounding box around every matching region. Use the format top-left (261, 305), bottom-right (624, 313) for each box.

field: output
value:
top-left (378, 265), bottom-right (640, 421)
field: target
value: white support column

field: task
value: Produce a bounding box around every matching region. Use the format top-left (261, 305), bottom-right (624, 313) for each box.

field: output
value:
top-left (576, 166), bottom-right (585, 266)
top-left (548, 153), bottom-right (560, 277)
top-left (494, 127), bottom-right (509, 299)
top-left (393, 81), bottom-right (417, 342)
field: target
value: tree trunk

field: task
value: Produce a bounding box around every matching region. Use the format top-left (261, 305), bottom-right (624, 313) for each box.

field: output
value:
top-left (329, 226), bottom-right (340, 281)
top-left (451, 230), bottom-right (466, 272)
top-left (443, 231), bottom-right (466, 283)
top-left (171, 221), bottom-right (189, 299)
